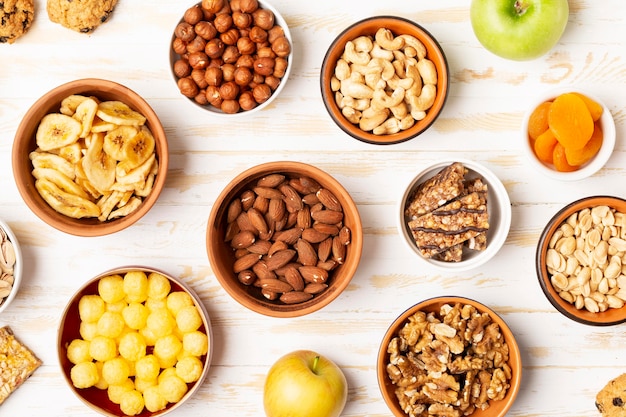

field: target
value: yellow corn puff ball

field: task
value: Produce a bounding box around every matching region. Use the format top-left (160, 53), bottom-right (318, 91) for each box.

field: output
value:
top-left (122, 302), bottom-right (149, 330)
top-left (107, 378), bottom-right (135, 405)
top-left (89, 335), bottom-right (117, 362)
top-left (118, 331), bottom-right (147, 362)
top-left (67, 339), bottom-right (91, 364)
top-left (147, 272), bottom-right (171, 300)
top-left (143, 385), bottom-right (168, 413)
top-left (78, 294), bottom-right (105, 323)
top-left (97, 311), bottom-right (126, 338)
top-left (120, 389), bottom-right (145, 416)
top-left (140, 326), bottom-right (158, 347)
top-left (145, 297), bottom-right (167, 312)
top-left (147, 308), bottom-right (176, 338)
top-left (175, 355), bottom-right (204, 383)
top-left (123, 270), bottom-right (149, 303)
top-left (79, 321), bottom-right (99, 341)
top-left (134, 376), bottom-right (157, 393)
top-left (158, 374), bottom-right (188, 403)
top-left (166, 291), bottom-right (193, 316)
top-left (182, 331), bottom-right (209, 357)
top-left (175, 305), bottom-right (203, 333)
top-left (94, 361), bottom-right (109, 390)
top-left (102, 357), bottom-right (130, 385)
top-left (157, 367), bottom-right (177, 384)
top-left (154, 334), bottom-right (182, 363)
top-left (135, 354), bottom-right (161, 381)
top-left (107, 300), bottom-right (127, 314)
top-left (70, 362), bottom-right (100, 389)
top-left (98, 274), bottom-right (126, 303)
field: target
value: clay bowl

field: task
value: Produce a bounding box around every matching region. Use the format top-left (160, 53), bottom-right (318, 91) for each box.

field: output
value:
top-left (57, 266), bottom-right (212, 417)
top-left (12, 78), bottom-right (169, 237)
top-left (521, 86), bottom-right (615, 181)
top-left (0, 219), bottom-right (23, 315)
top-left (536, 195), bottom-right (626, 325)
top-left (206, 161), bottom-right (363, 318)
top-left (320, 15), bottom-right (449, 145)
top-left (377, 296), bottom-right (522, 417)
top-left (169, 0), bottom-right (293, 116)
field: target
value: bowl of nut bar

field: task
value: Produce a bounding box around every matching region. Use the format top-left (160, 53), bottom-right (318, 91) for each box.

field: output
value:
top-left (536, 195), bottom-right (626, 326)
top-left (0, 218), bottom-right (22, 315)
top-left (11, 78), bottom-right (168, 237)
top-left (169, 0), bottom-right (293, 115)
top-left (320, 16), bottom-right (449, 144)
top-left (206, 161), bottom-right (363, 318)
top-left (377, 296), bottom-right (522, 417)
top-left (398, 159), bottom-right (512, 272)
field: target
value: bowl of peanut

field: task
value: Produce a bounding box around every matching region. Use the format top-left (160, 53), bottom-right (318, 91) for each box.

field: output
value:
top-left (206, 161), bottom-right (363, 318)
top-left (0, 219), bottom-right (22, 315)
top-left (57, 266), bottom-right (212, 417)
top-left (377, 296), bottom-right (522, 417)
top-left (320, 16), bottom-right (449, 145)
top-left (170, 0), bottom-right (293, 115)
top-left (11, 78), bottom-right (169, 237)
top-left (536, 196), bottom-right (626, 325)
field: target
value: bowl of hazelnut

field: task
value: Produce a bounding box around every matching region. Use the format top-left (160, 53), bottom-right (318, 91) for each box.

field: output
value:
top-left (320, 16), bottom-right (449, 144)
top-left (170, 0), bottom-right (293, 115)
top-left (206, 161), bottom-right (363, 318)
top-left (377, 296), bottom-right (522, 417)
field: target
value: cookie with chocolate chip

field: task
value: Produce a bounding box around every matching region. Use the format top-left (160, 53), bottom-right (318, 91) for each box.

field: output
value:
top-left (596, 373), bottom-right (626, 416)
top-left (0, 0), bottom-right (35, 44)
top-left (47, 0), bottom-right (118, 33)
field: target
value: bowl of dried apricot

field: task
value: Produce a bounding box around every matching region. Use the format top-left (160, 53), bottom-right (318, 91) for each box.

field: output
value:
top-left (522, 87), bottom-right (615, 181)
top-left (377, 296), bottom-right (522, 417)
top-left (12, 78), bottom-right (169, 237)
top-left (536, 196), bottom-right (626, 326)
top-left (206, 161), bottom-right (363, 318)
top-left (57, 266), bottom-right (212, 417)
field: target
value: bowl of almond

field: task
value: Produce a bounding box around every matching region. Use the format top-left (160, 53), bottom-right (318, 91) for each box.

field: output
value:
top-left (12, 78), bottom-right (169, 237)
top-left (377, 296), bottom-right (522, 417)
top-left (206, 161), bottom-right (363, 317)
top-left (0, 219), bottom-right (22, 315)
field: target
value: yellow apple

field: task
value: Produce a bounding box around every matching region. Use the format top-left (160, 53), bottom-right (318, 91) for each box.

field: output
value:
top-left (263, 350), bottom-right (348, 417)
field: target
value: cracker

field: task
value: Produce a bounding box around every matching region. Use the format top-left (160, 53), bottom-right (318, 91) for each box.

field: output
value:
top-left (0, 326), bottom-right (42, 404)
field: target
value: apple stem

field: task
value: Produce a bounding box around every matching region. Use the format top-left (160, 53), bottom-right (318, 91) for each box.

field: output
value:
top-left (312, 356), bottom-right (320, 374)
top-left (515, 0), bottom-right (530, 15)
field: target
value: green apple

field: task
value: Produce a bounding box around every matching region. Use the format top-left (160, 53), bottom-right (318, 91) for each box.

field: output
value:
top-left (470, 0), bottom-right (569, 61)
top-left (263, 350), bottom-right (348, 417)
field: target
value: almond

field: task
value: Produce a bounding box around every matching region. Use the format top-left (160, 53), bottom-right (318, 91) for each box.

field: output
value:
top-left (298, 265), bottom-right (329, 283)
top-left (313, 222), bottom-right (340, 235)
top-left (332, 235), bottom-right (346, 264)
top-left (338, 226), bottom-right (351, 245)
top-left (316, 188), bottom-right (342, 212)
top-left (288, 178), bottom-right (310, 195)
top-left (280, 183), bottom-right (304, 212)
top-left (318, 237), bottom-right (332, 262)
top-left (296, 206), bottom-right (312, 229)
top-left (247, 239), bottom-right (272, 255)
top-left (257, 278), bottom-right (293, 293)
top-left (253, 186), bottom-right (284, 200)
top-left (279, 291), bottom-right (313, 304)
top-left (317, 260), bottom-right (338, 271)
top-left (261, 288), bottom-right (279, 300)
top-left (268, 198), bottom-right (286, 221)
top-left (295, 238), bottom-right (318, 266)
top-left (268, 240), bottom-right (288, 256)
top-left (237, 270), bottom-right (256, 285)
top-left (299, 176), bottom-right (322, 193)
top-left (233, 253), bottom-right (261, 273)
top-left (311, 209), bottom-right (344, 224)
top-left (257, 173), bottom-right (285, 188)
top-left (265, 249), bottom-right (296, 271)
top-left (224, 221), bottom-right (240, 241)
top-left (273, 227), bottom-right (302, 245)
top-left (302, 193), bottom-right (320, 206)
top-left (252, 195), bottom-right (269, 214)
top-left (284, 266), bottom-right (305, 291)
top-left (240, 189), bottom-right (256, 210)
top-left (227, 198), bottom-right (242, 223)
top-left (302, 228), bottom-right (329, 244)
top-left (304, 282), bottom-right (328, 295)
top-left (248, 207), bottom-right (269, 234)
top-left (236, 211), bottom-right (257, 233)
top-left (252, 260), bottom-right (277, 280)
top-left (230, 230), bottom-right (256, 249)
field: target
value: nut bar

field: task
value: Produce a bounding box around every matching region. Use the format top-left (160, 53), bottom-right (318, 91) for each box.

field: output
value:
top-left (0, 326), bottom-right (42, 404)
top-left (405, 162), bottom-right (467, 219)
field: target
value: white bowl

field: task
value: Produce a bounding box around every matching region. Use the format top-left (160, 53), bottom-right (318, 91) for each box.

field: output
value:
top-left (521, 87), bottom-right (615, 181)
top-left (398, 159), bottom-right (511, 272)
top-left (0, 219), bottom-right (23, 314)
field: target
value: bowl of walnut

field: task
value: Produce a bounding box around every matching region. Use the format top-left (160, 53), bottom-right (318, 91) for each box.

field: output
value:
top-left (57, 266), bottom-right (213, 417)
top-left (377, 296), bottom-right (522, 417)
top-left (536, 195), bottom-right (626, 326)
top-left (320, 16), bottom-right (449, 145)
top-left (0, 219), bottom-right (22, 315)
top-left (398, 159), bottom-right (512, 272)
top-left (170, 0), bottom-right (293, 115)
top-left (206, 161), bottom-right (363, 318)
top-left (11, 78), bottom-right (169, 237)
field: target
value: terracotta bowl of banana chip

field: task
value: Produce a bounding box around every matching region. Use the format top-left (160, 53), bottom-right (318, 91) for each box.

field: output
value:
top-left (12, 79), bottom-right (168, 237)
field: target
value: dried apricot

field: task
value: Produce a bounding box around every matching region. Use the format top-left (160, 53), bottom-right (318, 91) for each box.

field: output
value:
top-left (572, 92), bottom-right (603, 122)
top-left (553, 143), bottom-right (579, 172)
top-left (528, 100), bottom-right (552, 141)
top-left (548, 93), bottom-right (594, 151)
top-left (533, 128), bottom-right (558, 164)
top-left (565, 122), bottom-right (603, 166)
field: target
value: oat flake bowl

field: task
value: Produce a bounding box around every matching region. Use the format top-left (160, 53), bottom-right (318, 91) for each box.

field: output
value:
top-left (206, 161), bottom-right (363, 318)
top-left (536, 195), bottom-right (626, 326)
top-left (398, 159), bottom-right (511, 272)
top-left (57, 266), bottom-right (212, 417)
top-left (320, 15), bottom-right (449, 145)
top-left (12, 78), bottom-right (169, 237)
top-left (377, 296), bottom-right (522, 417)
top-left (0, 219), bottom-right (22, 315)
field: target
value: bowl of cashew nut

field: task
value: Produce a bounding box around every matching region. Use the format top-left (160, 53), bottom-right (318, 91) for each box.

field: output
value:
top-left (320, 16), bottom-right (449, 145)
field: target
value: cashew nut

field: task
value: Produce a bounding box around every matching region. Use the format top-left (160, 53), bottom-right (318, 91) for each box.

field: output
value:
top-left (370, 42), bottom-right (395, 61)
top-left (330, 76), bottom-right (341, 92)
top-left (343, 41), bottom-right (371, 65)
top-left (373, 117), bottom-right (401, 135)
top-left (390, 101), bottom-right (409, 119)
top-left (416, 58), bottom-right (437, 85)
top-left (334, 58), bottom-right (351, 81)
top-left (375, 28), bottom-right (405, 51)
top-left (340, 78), bottom-right (374, 99)
top-left (399, 34), bottom-right (427, 60)
top-left (373, 87), bottom-right (405, 108)
top-left (340, 95), bottom-right (370, 111)
top-left (405, 63), bottom-right (423, 97)
top-left (368, 58), bottom-right (395, 81)
top-left (341, 106), bottom-right (362, 124)
top-left (359, 108), bottom-right (389, 132)
top-left (386, 74), bottom-right (414, 91)
top-left (407, 83), bottom-right (436, 112)
top-left (352, 35), bottom-right (373, 53)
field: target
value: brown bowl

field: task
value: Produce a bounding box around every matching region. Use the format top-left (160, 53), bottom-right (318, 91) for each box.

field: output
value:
top-left (57, 266), bottom-right (213, 417)
top-left (536, 196), bottom-right (626, 325)
top-left (206, 161), bottom-right (363, 318)
top-left (377, 296), bottom-right (522, 417)
top-left (12, 78), bottom-right (168, 237)
top-left (320, 16), bottom-right (449, 145)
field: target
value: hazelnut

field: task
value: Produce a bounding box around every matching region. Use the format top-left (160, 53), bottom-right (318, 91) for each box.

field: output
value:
top-left (233, 66), bottom-right (253, 86)
top-left (239, 91), bottom-right (257, 111)
top-left (191, 68), bottom-right (209, 89)
top-left (208, 57), bottom-right (224, 68)
top-left (186, 35), bottom-right (207, 54)
top-left (252, 8), bottom-right (274, 30)
top-left (213, 13), bottom-right (233, 33)
top-left (222, 63), bottom-right (236, 82)
top-left (265, 75), bottom-right (281, 91)
top-left (230, 0), bottom-right (242, 12)
top-left (194, 90), bottom-right (209, 105)
top-left (232, 11), bottom-right (252, 29)
top-left (183, 5), bottom-right (204, 25)
top-left (221, 99), bottom-right (241, 114)
top-left (172, 37), bottom-right (188, 55)
top-left (173, 59), bottom-right (191, 78)
top-left (222, 45), bottom-right (241, 64)
top-left (273, 57), bottom-right (288, 78)
top-left (187, 51), bottom-right (210, 69)
top-left (252, 83), bottom-right (272, 104)
top-left (220, 28), bottom-right (240, 45)
top-left (236, 37), bottom-right (256, 55)
top-left (205, 38), bottom-right (225, 58)
top-left (201, 0), bottom-right (224, 14)
top-left (256, 46), bottom-right (276, 59)
top-left (174, 22), bottom-right (196, 42)
top-left (253, 57), bottom-right (275, 76)
top-left (239, 0), bottom-right (259, 14)
top-left (204, 66), bottom-right (223, 86)
top-left (268, 25), bottom-right (284, 44)
top-left (248, 26), bottom-right (267, 44)
top-left (271, 36), bottom-right (290, 58)
top-left (205, 85), bottom-right (222, 107)
top-left (195, 21), bottom-right (218, 40)
top-left (178, 77), bottom-right (199, 98)
top-left (219, 81), bottom-right (240, 100)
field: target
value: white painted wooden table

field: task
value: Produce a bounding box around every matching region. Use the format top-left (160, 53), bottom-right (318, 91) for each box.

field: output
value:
top-left (1, 1), bottom-right (625, 415)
